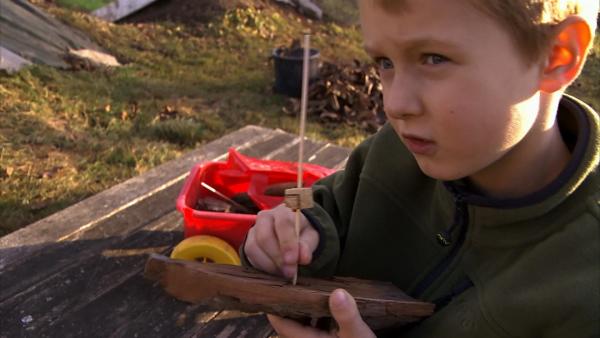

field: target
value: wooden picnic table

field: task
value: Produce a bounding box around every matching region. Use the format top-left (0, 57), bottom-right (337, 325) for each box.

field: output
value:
top-left (0, 125), bottom-right (350, 338)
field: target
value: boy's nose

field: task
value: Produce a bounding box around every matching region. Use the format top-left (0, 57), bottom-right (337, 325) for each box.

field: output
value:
top-left (383, 74), bottom-right (423, 120)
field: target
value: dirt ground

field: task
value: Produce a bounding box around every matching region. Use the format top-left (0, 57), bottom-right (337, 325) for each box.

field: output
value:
top-left (122, 0), bottom-right (356, 25)
top-left (123, 0), bottom-right (277, 24)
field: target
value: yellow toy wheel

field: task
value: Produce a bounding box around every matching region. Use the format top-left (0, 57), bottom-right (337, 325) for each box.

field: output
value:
top-left (170, 235), bottom-right (241, 265)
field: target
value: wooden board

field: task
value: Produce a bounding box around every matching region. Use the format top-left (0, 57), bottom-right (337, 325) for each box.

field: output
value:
top-left (144, 254), bottom-right (435, 330)
top-left (0, 125), bottom-right (351, 338)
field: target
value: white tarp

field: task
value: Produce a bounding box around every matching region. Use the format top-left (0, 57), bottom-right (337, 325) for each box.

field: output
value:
top-left (274, 0), bottom-right (322, 20)
top-left (92, 0), bottom-right (160, 22)
top-left (0, 46), bottom-right (32, 73)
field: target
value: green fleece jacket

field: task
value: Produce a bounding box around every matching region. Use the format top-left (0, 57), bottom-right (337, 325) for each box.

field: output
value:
top-left (292, 96), bottom-right (599, 337)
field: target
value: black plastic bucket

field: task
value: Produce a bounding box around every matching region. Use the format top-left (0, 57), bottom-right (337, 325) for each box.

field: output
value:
top-left (272, 47), bottom-right (320, 98)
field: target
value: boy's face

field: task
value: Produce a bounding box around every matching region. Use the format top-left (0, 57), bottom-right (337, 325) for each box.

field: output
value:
top-left (360, 0), bottom-right (545, 181)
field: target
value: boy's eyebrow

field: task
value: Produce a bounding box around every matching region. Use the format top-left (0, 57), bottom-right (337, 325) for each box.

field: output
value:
top-left (364, 38), bottom-right (461, 56)
top-left (363, 44), bottom-right (378, 56)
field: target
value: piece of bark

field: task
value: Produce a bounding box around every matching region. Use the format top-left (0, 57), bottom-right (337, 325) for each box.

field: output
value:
top-left (144, 254), bottom-right (435, 330)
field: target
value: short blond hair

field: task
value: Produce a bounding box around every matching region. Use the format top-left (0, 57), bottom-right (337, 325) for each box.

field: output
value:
top-left (373, 0), bottom-right (599, 63)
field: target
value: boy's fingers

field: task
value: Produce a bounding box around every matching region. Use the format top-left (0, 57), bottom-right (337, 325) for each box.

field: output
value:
top-left (281, 264), bottom-right (297, 280)
top-left (298, 241), bottom-right (311, 265)
top-left (243, 234), bottom-right (279, 274)
top-left (299, 226), bottom-right (319, 264)
top-left (329, 289), bottom-right (375, 338)
top-left (273, 211), bottom-right (299, 265)
top-left (297, 238), bottom-right (316, 266)
top-left (252, 219), bottom-right (285, 268)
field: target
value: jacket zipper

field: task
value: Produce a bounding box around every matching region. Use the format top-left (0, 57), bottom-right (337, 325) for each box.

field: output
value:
top-left (411, 189), bottom-right (469, 299)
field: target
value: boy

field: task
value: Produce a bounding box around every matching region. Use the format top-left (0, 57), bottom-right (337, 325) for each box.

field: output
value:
top-left (243, 0), bottom-right (599, 336)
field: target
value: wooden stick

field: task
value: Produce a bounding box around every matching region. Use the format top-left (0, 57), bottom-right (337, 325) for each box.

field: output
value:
top-left (293, 33), bottom-right (311, 286)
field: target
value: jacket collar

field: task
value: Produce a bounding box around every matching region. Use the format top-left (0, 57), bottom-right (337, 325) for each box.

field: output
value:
top-left (440, 95), bottom-right (599, 247)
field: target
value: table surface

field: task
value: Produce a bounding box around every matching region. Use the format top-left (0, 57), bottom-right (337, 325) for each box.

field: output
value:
top-left (0, 125), bottom-right (350, 338)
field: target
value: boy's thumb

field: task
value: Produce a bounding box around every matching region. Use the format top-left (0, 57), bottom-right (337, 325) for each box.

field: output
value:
top-left (329, 289), bottom-right (376, 338)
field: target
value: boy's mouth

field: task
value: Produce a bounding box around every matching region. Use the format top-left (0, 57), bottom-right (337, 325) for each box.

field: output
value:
top-left (401, 134), bottom-right (436, 155)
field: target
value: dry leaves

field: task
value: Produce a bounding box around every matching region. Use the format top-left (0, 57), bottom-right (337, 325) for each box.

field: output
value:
top-left (283, 60), bottom-right (386, 132)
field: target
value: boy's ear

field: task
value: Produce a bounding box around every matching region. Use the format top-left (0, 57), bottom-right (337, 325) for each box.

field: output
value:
top-left (539, 16), bottom-right (592, 93)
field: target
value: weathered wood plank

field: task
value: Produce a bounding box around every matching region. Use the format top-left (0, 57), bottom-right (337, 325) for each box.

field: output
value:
top-left (0, 212), bottom-right (182, 334)
top-left (0, 126), bottom-right (350, 338)
top-left (0, 188), bottom-right (182, 302)
top-left (307, 143), bottom-right (351, 169)
top-left (237, 130), bottom-right (295, 159)
top-left (182, 310), bottom-right (273, 338)
top-left (0, 210), bottom-right (274, 338)
top-left (267, 137), bottom-right (326, 162)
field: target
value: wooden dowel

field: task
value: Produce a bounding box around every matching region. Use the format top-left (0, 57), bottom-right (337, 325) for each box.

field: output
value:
top-left (293, 33), bottom-right (311, 286)
top-left (297, 32), bottom-right (310, 189)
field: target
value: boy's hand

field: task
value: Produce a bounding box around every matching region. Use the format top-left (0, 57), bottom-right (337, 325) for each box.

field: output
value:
top-left (268, 289), bottom-right (376, 338)
top-left (244, 204), bottom-right (319, 279)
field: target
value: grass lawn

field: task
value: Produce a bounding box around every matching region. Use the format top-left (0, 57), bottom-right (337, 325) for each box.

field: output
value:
top-left (0, 2), bottom-right (598, 236)
top-left (0, 1), bottom-right (369, 235)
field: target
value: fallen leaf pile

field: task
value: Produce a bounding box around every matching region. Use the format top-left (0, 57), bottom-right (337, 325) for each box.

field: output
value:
top-left (283, 60), bottom-right (386, 132)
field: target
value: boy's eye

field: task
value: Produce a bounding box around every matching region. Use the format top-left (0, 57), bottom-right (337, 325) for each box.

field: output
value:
top-left (422, 54), bottom-right (449, 65)
top-left (374, 57), bottom-right (394, 70)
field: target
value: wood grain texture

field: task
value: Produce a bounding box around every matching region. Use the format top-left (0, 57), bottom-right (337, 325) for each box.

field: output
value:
top-left (144, 254), bottom-right (435, 330)
top-left (284, 187), bottom-right (314, 209)
top-left (0, 126), bottom-right (351, 338)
